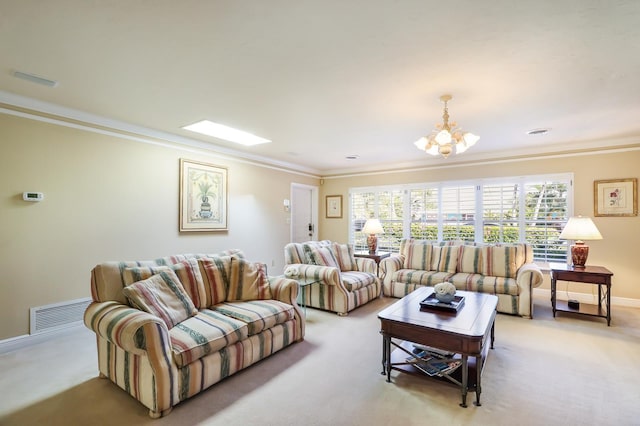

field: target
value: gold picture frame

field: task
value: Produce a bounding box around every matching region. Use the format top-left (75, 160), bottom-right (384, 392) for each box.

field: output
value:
top-left (179, 159), bottom-right (228, 231)
top-left (594, 178), bottom-right (638, 217)
top-left (326, 195), bottom-right (343, 218)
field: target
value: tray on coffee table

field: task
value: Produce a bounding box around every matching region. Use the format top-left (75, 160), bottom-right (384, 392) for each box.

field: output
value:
top-left (420, 293), bottom-right (465, 313)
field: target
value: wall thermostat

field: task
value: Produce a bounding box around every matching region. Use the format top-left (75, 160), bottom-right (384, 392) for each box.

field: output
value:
top-left (23, 192), bottom-right (44, 202)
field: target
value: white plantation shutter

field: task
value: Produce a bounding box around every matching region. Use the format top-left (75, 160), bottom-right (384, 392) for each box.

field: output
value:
top-left (410, 188), bottom-right (438, 240)
top-left (482, 183), bottom-right (521, 242)
top-left (523, 181), bottom-right (569, 262)
top-left (441, 185), bottom-right (476, 242)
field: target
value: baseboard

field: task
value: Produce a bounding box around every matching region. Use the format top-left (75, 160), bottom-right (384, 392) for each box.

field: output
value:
top-left (533, 288), bottom-right (640, 308)
top-left (0, 323), bottom-right (84, 355)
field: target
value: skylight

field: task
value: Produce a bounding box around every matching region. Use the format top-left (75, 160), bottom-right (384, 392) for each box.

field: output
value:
top-left (182, 120), bottom-right (271, 146)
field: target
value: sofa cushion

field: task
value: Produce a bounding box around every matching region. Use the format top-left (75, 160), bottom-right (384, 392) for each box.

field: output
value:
top-left (430, 245), bottom-right (459, 273)
top-left (227, 258), bottom-right (272, 301)
top-left (394, 269), bottom-right (454, 286)
top-left (304, 245), bottom-right (340, 269)
top-left (211, 300), bottom-right (294, 335)
top-left (123, 270), bottom-right (198, 329)
top-left (340, 271), bottom-right (377, 291)
top-left (198, 256), bottom-right (232, 305)
top-left (449, 273), bottom-right (519, 296)
top-left (169, 309), bottom-right (249, 367)
top-left (457, 245), bottom-right (483, 274)
top-left (403, 241), bottom-right (433, 270)
top-left (331, 242), bottom-right (358, 272)
top-left (482, 245), bottom-right (518, 278)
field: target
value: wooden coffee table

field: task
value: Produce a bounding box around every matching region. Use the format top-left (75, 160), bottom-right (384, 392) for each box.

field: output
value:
top-left (378, 287), bottom-right (498, 407)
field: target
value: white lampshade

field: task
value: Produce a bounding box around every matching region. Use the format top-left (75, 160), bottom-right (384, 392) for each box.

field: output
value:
top-left (559, 216), bottom-right (603, 241)
top-left (362, 218), bottom-right (384, 235)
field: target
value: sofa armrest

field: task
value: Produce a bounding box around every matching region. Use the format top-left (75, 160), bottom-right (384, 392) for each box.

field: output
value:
top-left (268, 275), bottom-right (299, 305)
top-left (84, 300), bottom-right (171, 356)
top-left (380, 255), bottom-right (404, 287)
top-left (355, 257), bottom-right (376, 274)
top-left (287, 263), bottom-right (342, 286)
top-left (517, 263), bottom-right (544, 289)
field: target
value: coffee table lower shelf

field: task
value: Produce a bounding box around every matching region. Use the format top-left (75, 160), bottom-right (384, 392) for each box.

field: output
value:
top-left (383, 340), bottom-right (488, 407)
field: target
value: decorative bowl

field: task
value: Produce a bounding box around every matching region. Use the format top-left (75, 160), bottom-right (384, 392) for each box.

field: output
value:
top-left (435, 293), bottom-right (455, 304)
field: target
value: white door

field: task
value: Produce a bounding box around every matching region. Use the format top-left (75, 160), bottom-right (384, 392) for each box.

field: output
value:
top-left (291, 184), bottom-right (318, 243)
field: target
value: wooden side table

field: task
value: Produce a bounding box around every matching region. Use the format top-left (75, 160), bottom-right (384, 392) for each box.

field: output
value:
top-left (354, 251), bottom-right (390, 276)
top-left (549, 263), bottom-right (613, 326)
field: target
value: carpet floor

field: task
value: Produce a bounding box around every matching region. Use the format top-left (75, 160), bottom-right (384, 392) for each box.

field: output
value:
top-left (1, 295), bottom-right (639, 426)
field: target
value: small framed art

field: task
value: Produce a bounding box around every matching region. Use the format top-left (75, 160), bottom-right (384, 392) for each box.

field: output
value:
top-left (179, 159), bottom-right (228, 231)
top-left (326, 195), bottom-right (343, 218)
top-left (594, 178), bottom-right (638, 217)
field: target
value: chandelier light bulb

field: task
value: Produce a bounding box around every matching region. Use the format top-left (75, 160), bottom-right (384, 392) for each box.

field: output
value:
top-left (435, 129), bottom-right (452, 145)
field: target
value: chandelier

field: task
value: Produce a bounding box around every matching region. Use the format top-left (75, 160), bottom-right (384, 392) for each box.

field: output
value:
top-left (414, 94), bottom-right (479, 158)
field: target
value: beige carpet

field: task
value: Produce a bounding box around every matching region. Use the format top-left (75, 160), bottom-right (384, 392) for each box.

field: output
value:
top-left (1, 295), bottom-right (639, 426)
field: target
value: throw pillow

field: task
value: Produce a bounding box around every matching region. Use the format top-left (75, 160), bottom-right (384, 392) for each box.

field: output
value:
top-left (303, 244), bottom-right (340, 269)
top-left (198, 256), bottom-right (232, 306)
top-left (123, 260), bottom-right (206, 308)
top-left (122, 269), bottom-right (197, 329)
top-left (331, 242), bottom-right (358, 272)
top-left (227, 258), bottom-right (272, 301)
top-left (430, 245), bottom-right (459, 273)
top-left (482, 245), bottom-right (518, 278)
top-left (404, 241), bottom-right (433, 270)
top-left (457, 245), bottom-right (483, 274)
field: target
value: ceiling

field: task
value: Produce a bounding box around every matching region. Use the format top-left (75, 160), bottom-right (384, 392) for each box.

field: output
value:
top-left (2, 1), bottom-right (640, 176)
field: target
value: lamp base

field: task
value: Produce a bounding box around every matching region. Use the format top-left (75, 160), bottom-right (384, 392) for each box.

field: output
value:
top-left (571, 242), bottom-right (589, 268)
top-left (366, 234), bottom-right (378, 255)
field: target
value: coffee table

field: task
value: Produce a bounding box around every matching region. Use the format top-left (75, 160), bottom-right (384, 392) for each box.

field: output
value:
top-left (378, 287), bottom-right (498, 407)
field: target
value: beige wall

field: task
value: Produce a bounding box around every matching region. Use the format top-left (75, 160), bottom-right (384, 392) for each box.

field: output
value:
top-left (0, 113), bottom-right (317, 339)
top-left (319, 150), bottom-right (640, 303)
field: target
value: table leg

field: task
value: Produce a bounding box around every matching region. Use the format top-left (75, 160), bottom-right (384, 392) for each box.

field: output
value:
top-left (384, 335), bottom-right (392, 382)
top-left (380, 333), bottom-right (387, 375)
top-left (551, 276), bottom-right (557, 317)
top-left (606, 284), bottom-right (611, 326)
top-left (460, 355), bottom-right (468, 408)
top-left (474, 354), bottom-right (482, 406)
top-left (490, 322), bottom-right (495, 349)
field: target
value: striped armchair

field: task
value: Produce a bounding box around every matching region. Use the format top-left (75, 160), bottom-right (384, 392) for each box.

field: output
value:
top-left (283, 241), bottom-right (381, 315)
top-left (84, 250), bottom-right (304, 418)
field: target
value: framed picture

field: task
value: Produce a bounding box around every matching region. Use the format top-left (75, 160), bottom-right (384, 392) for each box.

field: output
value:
top-left (594, 178), bottom-right (638, 217)
top-left (326, 195), bottom-right (343, 218)
top-left (179, 159), bottom-right (228, 231)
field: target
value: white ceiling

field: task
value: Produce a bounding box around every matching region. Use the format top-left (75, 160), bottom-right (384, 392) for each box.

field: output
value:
top-left (2, 1), bottom-right (640, 175)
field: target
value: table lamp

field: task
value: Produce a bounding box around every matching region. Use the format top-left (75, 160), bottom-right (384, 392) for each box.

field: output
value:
top-left (362, 218), bottom-right (384, 254)
top-left (559, 215), bottom-right (603, 268)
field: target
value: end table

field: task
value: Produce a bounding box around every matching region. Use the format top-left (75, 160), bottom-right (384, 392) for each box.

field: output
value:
top-left (354, 251), bottom-right (390, 276)
top-left (549, 263), bottom-right (613, 326)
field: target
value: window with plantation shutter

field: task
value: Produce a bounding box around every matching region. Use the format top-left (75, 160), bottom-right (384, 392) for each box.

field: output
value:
top-left (410, 187), bottom-right (438, 240)
top-left (441, 185), bottom-right (476, 242)
top-left (349, 173), bottom-right (571, 261)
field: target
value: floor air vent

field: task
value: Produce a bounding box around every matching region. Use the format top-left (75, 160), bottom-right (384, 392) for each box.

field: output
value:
top-left (29, 297), bottom-right (92, 334)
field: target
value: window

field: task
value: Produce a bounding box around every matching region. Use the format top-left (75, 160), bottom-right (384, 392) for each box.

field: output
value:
top-left (349, 174), bottom-right (572, 262)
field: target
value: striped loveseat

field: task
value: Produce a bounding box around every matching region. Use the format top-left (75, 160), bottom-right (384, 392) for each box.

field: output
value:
top-left (283, 240), bottom-right (381, 315)
top-left (84, 250), bottom-right (304, 418)
top-left (380, 240), bottom-right (543, 318)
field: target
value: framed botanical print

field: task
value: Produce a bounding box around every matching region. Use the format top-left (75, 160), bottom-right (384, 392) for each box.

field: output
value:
top-left (179, 159), bottom-right (228, 231)
top-left (326, 195), bottom-right (343, 218)
top-left (594, 178), bottom-right (638, 217)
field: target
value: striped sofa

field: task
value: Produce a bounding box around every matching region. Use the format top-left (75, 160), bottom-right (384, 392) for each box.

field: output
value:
top-left (84, 250), bottom-right (304, 418)
top-left (283, 240), bottom-right (381, 315)
top-left (380, 240), bottom-right (543, 318)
